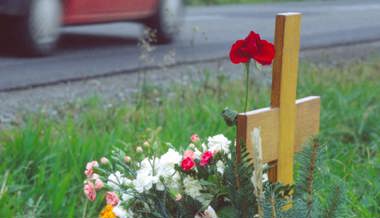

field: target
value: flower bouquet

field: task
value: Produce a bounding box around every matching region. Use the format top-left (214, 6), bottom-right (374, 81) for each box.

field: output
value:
top-left (83, 133), bottom-right (270, 218)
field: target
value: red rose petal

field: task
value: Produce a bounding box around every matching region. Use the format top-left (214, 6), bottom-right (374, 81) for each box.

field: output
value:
top-left (253, 39), bottom-right (275, 65)
top-left (229, 40), bottom-right (250, 64)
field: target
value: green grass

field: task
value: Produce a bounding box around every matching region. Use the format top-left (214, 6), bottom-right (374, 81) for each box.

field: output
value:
top-left (0, 57), bottom-right (379, 217)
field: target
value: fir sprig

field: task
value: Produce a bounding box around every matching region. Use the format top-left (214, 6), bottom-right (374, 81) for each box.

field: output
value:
top-left (224, 141), bottom-right (257, 218)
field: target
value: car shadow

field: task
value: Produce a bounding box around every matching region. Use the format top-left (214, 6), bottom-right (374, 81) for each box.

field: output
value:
top-left (0, 32), bottom-right (140, 58)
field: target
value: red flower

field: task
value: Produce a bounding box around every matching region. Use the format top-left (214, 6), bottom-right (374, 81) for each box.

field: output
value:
top-left (229, 40), bottom-right (251, 64)
top-left (252, 39), bottom-right (275, 65)
top-left (181, 157), bottom-right (195, 171)
top-left (200, 151), bottom-right (213, 167)
top-left (229, 31), bottom-right (275, 65)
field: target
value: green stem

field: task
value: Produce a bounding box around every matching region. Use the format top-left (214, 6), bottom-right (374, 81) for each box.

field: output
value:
top-left (243, 62), bottom-right (250, 112)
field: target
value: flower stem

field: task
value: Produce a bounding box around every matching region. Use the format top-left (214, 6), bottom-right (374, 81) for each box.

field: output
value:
top-left (243, 62), bottom-right (250, 112)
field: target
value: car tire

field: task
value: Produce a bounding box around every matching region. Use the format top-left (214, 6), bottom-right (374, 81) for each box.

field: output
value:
top-left (16, 0), bottom-right (62, 56)
top-left (145, 0), bottom-right (184, 43)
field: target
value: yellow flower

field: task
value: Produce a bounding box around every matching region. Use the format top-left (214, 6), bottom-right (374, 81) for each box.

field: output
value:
top-left (100, 205), bottom-right (116, 218)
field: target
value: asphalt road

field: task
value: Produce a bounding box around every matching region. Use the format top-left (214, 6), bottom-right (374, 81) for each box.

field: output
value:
top-left (0, 0), bottom-right (379, 91)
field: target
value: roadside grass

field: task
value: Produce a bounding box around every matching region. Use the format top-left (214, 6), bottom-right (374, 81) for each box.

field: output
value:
top-left (0, 57), bottom-right (379, 217)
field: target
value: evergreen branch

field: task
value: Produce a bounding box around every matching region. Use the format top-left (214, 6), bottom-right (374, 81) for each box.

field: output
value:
top-left (225, 140), bottom-right (257, 218)
top-left (294, 138), bottom-right (322, 217)
top-left (305, 139), bottom-right (319, 217)
top-left (322, 186), bottom-right (342, 218)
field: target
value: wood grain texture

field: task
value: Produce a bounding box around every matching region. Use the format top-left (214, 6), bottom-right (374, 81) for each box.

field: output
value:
top-left (236, 96), bottom-right (320, 164)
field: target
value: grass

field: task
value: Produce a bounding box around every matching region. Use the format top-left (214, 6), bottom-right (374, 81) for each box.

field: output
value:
top-left (0, 57), bottom-right (379, 217)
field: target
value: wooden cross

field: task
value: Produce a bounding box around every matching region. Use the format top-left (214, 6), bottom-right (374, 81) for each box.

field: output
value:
top-left (236, 13), bottom-right (321, 185)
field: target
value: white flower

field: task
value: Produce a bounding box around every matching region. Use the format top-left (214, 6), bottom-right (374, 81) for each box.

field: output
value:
top-left (122, 192), bottom-right (134, 202)
top-left (132, 157), bottom-right (159, 193)
top-left (183, 176), bottom-right (203, 200)
top-left (132, 150), bottom-right (182, 193)
top-left (262, 173), bottom-right (268, 183)
top-left (216, 160), bottom-right (225, 175)
top-left (113, 205), bottom-right (134, 218)
top-left (207, 134), bottom-right (231, 154)
top-left (157, 149), bottom-right (182, 178)
top-left (195, 206), bottom-right (218, 218)
top-left (139, 158), bottom-right (153, 172)
top-left (156, 149), bottom-right (182, 190)
top-left (133, 172), bottom-right (159, 193)
top-left (107, 171), bottom-right (131, 190)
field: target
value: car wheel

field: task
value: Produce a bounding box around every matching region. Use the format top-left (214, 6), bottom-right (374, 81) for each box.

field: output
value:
top-left (17, 0), bottom-right (62, 56)
top-left (146, 0), bottom-right (184, 43)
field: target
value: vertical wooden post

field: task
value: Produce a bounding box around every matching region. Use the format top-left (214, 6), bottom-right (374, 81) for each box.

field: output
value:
top-left (270, 13), bottom-right (302, 184)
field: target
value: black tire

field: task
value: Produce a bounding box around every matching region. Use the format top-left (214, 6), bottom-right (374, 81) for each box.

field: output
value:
top-left (15, 0), bottom-right (62, 56)
top-left (145, 0), bottom-right (184, 43)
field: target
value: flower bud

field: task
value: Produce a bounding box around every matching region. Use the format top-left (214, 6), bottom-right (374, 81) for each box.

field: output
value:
top-left (175, 194), bottom-right (182, 201)
top-left (190, 134), bottom-right (200, 143)
top-left (136, 146), bottom-right (143, 153)
top-left (100, 157), bottom-right (109, 165)
top-left (124, 156), bottom-right (131, 163)
top-left (143, 141), bottom-right (150, 147)
top-left (91, 173), bottom-right (100, 180)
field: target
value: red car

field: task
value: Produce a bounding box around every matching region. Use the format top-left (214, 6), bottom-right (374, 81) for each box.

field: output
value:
top-left (0, 0), bottom-right (183, 55)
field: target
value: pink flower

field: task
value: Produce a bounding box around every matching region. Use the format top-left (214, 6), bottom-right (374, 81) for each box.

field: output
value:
top-left (190, 134), bottom-right (200, 143)
top-left (200, 151), bottom-right (213, 167)
top-left (94, 179), bottom-right (104, 190)
top-left (84, 182), bottom-right (96, 201)
top-left (91, 173), bottom-right (100, 180)
top-left (181, 157), bottom-right (196, 171)
top-left (84, 161), bottom-right (99, 177)
top-left (183, 150), bottom-right (196, 160)
top-left (106, 192), bottom-right (119, 206)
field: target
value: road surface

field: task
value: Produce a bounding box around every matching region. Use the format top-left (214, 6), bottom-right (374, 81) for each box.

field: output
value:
top-left (0, 0), bottom-right (379, 91)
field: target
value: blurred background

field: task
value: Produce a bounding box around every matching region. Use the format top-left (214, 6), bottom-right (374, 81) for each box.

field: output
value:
top-left (0, 0), bottom-right (379, 91)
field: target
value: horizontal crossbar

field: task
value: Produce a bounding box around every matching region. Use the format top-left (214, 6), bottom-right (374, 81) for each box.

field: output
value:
top-left (236, 96), bottom-right (320, 163)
